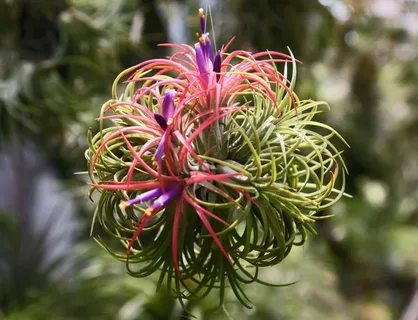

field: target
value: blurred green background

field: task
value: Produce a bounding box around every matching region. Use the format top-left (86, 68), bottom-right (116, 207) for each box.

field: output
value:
top-left (0, 0), bottom-right (417, 319)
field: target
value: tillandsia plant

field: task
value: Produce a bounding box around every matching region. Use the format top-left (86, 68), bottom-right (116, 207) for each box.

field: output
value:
top-left (86, 8), bottom-right (347, 309)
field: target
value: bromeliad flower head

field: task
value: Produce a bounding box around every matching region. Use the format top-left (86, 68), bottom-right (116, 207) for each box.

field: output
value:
top-left (86, 8), bottom-right (348, 309)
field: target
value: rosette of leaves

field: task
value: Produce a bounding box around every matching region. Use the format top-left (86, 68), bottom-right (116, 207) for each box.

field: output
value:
top-left (85, 9), bottom-right (347, 309)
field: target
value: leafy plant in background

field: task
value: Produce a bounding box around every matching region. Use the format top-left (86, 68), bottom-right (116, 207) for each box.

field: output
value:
top-left (86, 8), bottom-right (347, 310)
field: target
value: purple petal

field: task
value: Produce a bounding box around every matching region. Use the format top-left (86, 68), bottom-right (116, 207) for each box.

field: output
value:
top-left (195, 43), bottom-right (206, 74)
top-left (124, 188), bottom-right (163, 207)
top-left (203, 36), bottom-right (214, 63)
top-left (154, 113), bottom-right (168, 131)
top-left (195, 43), bottom-right (209, 84)
top-left (199, 8), bottom-right (206, 34)
top-left (162, 89), bottom-right (175, 121)
top-left (153, 132), bottom-right (166, 165)
top-left (150, 184), bottom-right (181, 210)
top-left (213, 50), bottom-right (221, 82)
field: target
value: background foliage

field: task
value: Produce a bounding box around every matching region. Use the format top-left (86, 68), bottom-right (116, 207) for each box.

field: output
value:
top-left (0, 0), bottom-right (417, 319)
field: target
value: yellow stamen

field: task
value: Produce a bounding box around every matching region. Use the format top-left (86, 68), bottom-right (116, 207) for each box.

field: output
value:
top-left (167, 118), bottom-right (173, 125)
top-left (196, 32), bottom-right (206, 44)
top-left (199, 8), bottom-right (204, 18)
top-left (144, 208), bottom-right (153, 216)
top-left (119, 201), bottom-right (129, 210)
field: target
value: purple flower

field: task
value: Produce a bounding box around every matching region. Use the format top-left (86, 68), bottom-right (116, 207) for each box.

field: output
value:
top-left (194, 9), bottom-right (221, 84)
top-left (144, 184), bottom-right (182, 215)
top-left (213, 50), bottom-right (221, 82)
top-left (154, 89), bottom-right (175, 130)
top-left (161, 89), bottom-right (175, 123)
top-left (120, 187), bottom-right (163, 209)
top-left (195, 34), bottom-right (213, 84)
top-left (199, 8), bottom-right (206, 34)
top-left (153, 133), bottom-right (166, 165)
top-left (153, 89), bottom-right (175, 165)
top-left (121, 184), bottom-right (182, 216)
